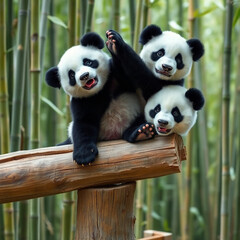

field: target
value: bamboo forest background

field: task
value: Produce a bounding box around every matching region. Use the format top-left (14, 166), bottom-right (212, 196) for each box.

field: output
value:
top-left (0, 0), bottom-right (239, 239)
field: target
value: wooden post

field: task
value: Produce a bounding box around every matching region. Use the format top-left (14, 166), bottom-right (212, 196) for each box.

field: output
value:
top-left (76, 182), bottom-right (136, 240)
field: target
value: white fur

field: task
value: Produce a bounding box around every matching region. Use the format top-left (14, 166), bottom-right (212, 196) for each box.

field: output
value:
top-left (145, 85), bottom-right (197, 136)
top-left (58, 45), bottom-right (110, 98)
top-left (68, 93), bottom-right (142, 141)
top-left (140, 31), bottom-right (193, 81)
top-left (99, 93), bottom-right (142, 140)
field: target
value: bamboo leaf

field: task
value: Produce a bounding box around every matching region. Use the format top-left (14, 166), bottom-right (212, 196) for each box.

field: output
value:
top-left (47, 15), bottom-right (68, 29)
top-left (233, 7), bottom-right (240, 27)
top-left (41, 96), bottom-right (64, 117)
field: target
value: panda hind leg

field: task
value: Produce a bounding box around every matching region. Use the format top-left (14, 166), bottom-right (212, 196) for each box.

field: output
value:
top-left (123, 115), bottom-right (156, 143)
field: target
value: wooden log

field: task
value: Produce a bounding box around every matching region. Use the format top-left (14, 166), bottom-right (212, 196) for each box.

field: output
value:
top-left (75, 182), bottom-right (136, 240)
top-left (0, 134), bottom-right (186, 203)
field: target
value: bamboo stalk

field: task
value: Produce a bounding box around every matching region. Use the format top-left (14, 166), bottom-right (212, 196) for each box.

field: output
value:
top-left (40, 0), bottom-right (50, 70)
top-left (133, 0), bottom-right (143, 53)
top-left (146, 179), bottom-right (153, 230)
top-left (135, 180), bottom-right (144, 239)
top-left (19, 201), bottom-right (29, 240)
top-left (193, 1), bottom-right (211, 239)
top-left (85, 0), bottom-right (95, 33)
top-left (0, 1), bottom-right (15, 239)
top-left (128, 0), bottom-right (135, 46)
top-left (112, 0), bottom-right (120, 32)
top-left (184, 1), bottom-right (195, 239)
top-left (220, 1), bottom-right (233, 240)
top-left (30, 0), bottom-right (40, 150)
top-left (232, 27), bottom-right (240, 240)
top-left (6, 0), bottom-right (14, 119)
top-left (10, 0), bottom-right (29, 152)
top-left (80, 0), bottom-right (87, 36)
top-left (61, 2), bottom-right (77, 239)
top-left (142, 0), bottom-right (149, 28)
top-left (30, 0), bottom-right (40, 239)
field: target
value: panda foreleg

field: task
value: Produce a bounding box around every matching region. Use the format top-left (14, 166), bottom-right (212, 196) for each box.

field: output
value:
top-left (123, 115), bottom-right (156, 143)
top-left (71, 121), bottom-right (99, 165)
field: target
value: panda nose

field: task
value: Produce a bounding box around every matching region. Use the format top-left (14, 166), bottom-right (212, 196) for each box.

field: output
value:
top-left (162, 64), bottom-right (173, 72)
top-left (158, 119), bottom-right (168, 126)
top-left (80, 72), bottom-right (89, 81)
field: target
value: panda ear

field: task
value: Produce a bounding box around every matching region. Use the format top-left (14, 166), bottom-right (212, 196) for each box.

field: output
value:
top-left (139, 24), bottom-right (163, 45)
top-left (185, 88), bottom-right (205, 110)
top-left (80, 32), bottom-right (104, 49)
top-left (45, 67), bottom-right (61, 89)
top-left (186, 38), bottom-right (204, 61)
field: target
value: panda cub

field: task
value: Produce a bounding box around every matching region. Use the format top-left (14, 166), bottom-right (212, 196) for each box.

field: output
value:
top-left (145, 85), bottom-right (204, 136)
top-left (45, 32), bottom-right (141, 165)
top-left (106, 25), bottom-right (205, 140)
top-left (106, 24), bottom-right (204, 100)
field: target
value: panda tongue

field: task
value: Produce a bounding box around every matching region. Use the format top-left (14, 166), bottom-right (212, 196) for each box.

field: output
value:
top-left (86, 79), bottom-right (95, 88)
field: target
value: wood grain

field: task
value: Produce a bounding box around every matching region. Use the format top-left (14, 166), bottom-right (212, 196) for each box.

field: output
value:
top-left (0, 134), bottom-right (186, 203)
top-left (76, 182), bottom-right (136, 240)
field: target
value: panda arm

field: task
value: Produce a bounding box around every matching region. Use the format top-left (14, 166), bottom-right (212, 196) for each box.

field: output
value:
top-left (106, 30), bottom-right (156, 93)
top-left (70, 98), bottom-right (101, 165)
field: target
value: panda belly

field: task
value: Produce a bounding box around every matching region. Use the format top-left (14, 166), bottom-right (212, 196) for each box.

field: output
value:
top-left (99, 92), bottom-right (142, 140)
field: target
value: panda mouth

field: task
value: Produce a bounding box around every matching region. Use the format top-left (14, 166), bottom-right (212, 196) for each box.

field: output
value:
top-left (83, 77), bottom-right (98, 90)
top-left (157, 127), bottom-right (171, 135)
top-left (155, 68), bottom-right (171, 77)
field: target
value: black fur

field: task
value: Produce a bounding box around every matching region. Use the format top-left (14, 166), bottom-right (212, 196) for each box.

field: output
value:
top-left (80, 32), bottom-right (104, 49)
top-left (46, 67), bottom-right (61, 89)
top-left (187, 39), bottom-right (204, 61)
top-left (70, 80), bottom-right (112, 165)
top-left (185, 88), bottom-right (205, 110)
top-left (139, 25), bottom-right (163, 45)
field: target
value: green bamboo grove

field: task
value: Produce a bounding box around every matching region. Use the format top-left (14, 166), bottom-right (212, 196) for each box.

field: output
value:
top-left (0, 0), bottom-right (240, 239)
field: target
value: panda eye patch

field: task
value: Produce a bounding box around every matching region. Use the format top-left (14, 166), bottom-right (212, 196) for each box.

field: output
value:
top-left (175, 53), bottom-right (184, 69)
top-left (149, 104), bottom-right (161, 118)
top-left (151, 49), bottom-right (165, 61)
top-left (171, 107), bottom-right (183, 123)
top-left (68, 69), bottom-right (76, 86)
top-left (83, 58), bottom-right (99, 68)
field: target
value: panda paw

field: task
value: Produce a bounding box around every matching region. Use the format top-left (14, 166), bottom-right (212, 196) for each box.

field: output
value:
top-left (73, 143), bottom-right (98, 166)
top-left (106, 30), bottom-right (124, 55)
top-left (130, 123), bottom-right (156, 142)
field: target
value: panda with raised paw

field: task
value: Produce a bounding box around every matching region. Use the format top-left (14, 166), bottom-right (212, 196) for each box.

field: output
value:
top-left (45, 32), bottom-right (143, 165)
top-left (106, 24), bottom-right (204, 100)
top-left (105, 24), bottom-right (205, 140)
top-left (145, 85), bottom-right (204, 136)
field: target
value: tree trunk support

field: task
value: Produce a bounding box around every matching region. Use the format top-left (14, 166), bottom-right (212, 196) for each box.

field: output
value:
top-left (76, 182), bottom-right (136, 240)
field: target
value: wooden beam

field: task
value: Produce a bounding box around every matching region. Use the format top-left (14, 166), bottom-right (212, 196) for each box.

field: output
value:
top-left (0, 134), bottom-right (186, 203)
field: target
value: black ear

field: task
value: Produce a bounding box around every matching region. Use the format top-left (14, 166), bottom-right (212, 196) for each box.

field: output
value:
top-left (80, 32), bottom-right (104, 49)
top-left (185, 88), bottom-right (205, 110)
top-left (187, 39), bottom-right (204, 61)
top-left (139, 24), bottom-right (163, 45)
top-left (45, 67), bottom-right (61, 89)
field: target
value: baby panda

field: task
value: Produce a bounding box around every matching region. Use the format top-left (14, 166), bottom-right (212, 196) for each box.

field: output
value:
top-left (106, 24), bottom-right (204, 100)
top-left (145, 85), bottom-right (204, 136)
top-left (105, 24), bottom-right (205, 141)
top-left (45, 32), bottom-right (141, 165)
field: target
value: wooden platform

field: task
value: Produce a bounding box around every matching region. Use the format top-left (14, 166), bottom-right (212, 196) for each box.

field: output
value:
top-left (0, 134), bottom-right (186, 204)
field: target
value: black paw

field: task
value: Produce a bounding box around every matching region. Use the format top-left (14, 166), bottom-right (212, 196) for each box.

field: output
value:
top-left (106, 30), bottom-right (124, 55)
top-left (73, 143), bottom-right (98, 166)
top-left (129, 123), bottom-right (156, 143)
